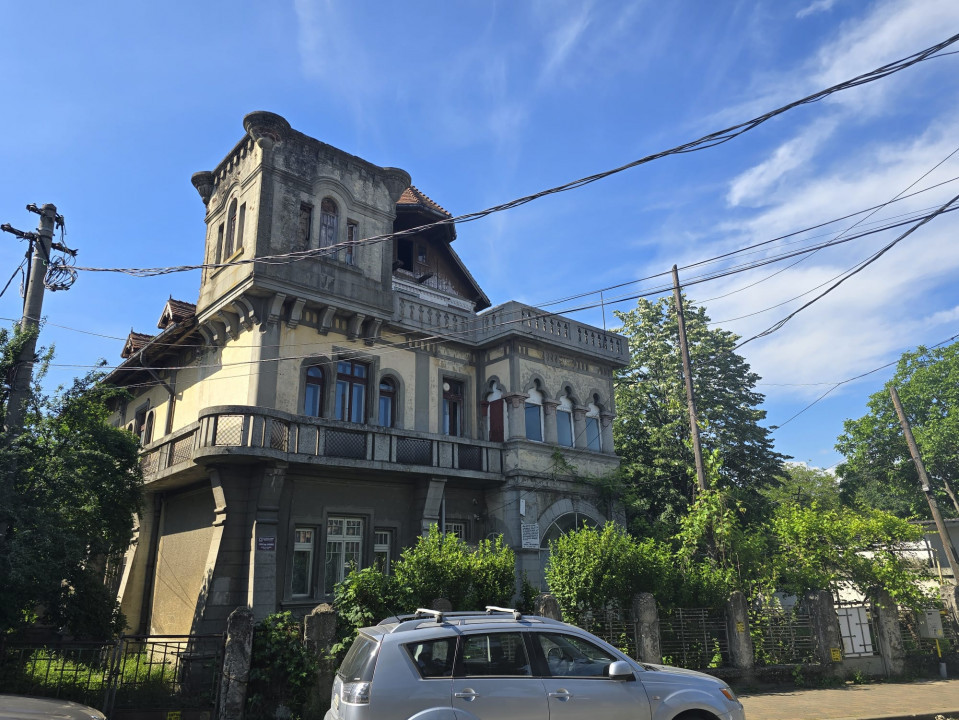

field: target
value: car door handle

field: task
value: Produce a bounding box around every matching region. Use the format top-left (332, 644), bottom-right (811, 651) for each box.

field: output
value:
top-left (548, 690), bottom-right (572, 701)
top-left (454, 690), bottom-right (479, 700)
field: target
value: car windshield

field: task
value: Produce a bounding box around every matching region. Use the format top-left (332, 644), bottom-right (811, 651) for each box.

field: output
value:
top-left (338, 634), bottom-right (379, 682)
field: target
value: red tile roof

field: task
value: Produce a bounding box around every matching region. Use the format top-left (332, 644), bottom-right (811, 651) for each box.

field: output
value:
top-left (121, 331), bottom-right (155, 359)
top-left (157, 297), bottom-right (197, 329)
top-left (397, 186), bottom-right (451, 218)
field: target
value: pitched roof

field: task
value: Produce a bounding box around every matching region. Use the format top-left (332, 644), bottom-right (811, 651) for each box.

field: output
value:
top-left (158, 297), bottom-right (197, 329)
top-left (121, 331), bottom-right (155, 359)
top-left (397, 186), bottom-right (452, 218)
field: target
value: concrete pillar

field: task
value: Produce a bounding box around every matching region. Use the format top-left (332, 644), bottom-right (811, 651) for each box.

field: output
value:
top-left (600, 412), bottom-right (615, 454)
top-left (542, 400), bottom-right (559, 444)
top-left (806, 590), bottom-right (844, 671)
top-left (304, 604), bottom-right (338, 718)
top-left (117, 498), bottom-right (159, 634)
top-left (534, 593), bottom-right (562, 621)
top-left (248, 464), bottom-right (286, 621)
top-left (632, 593), bottom-right (661, 664)
top-left (572, 407), bottom-right (588, 449)
top-left (725, 591), bottom-right (754, 671)
top-left (872, 590), bottom-right (906, 677)
top-left (504, 393), bottom-right (529, 440)
top-left (218, 607), bottom-right (254, 720)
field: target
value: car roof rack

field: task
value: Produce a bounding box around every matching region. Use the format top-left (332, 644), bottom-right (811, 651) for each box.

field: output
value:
top-left (381, 606), bottom-right (536, 633)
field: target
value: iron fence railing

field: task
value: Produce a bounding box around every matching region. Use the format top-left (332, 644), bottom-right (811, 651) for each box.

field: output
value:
top-left (659, 608), bottom-right (730, 669)
top-left (0, 633), bottom-right (224, 717)
top-left (751, 605), bottom-right (816, 665)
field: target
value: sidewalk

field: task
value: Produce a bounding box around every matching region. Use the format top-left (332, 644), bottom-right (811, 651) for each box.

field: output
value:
top-left (740, 679), bottom-right (959, 720)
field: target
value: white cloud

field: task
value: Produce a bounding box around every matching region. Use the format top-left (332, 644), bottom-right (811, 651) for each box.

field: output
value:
top-left (797, 0), bottom-right (837, 19)
top-left (540, 3), bottom-right (594, 82)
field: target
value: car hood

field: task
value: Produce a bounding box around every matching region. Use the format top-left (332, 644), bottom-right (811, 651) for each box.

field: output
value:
top-left (634, 663), bottom-right (726, 685)
top-left (0, 695), bottom-right (106, 720)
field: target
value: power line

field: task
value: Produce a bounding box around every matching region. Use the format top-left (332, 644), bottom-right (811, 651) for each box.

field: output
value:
top-left (67, 32), bottom-right (959, 279)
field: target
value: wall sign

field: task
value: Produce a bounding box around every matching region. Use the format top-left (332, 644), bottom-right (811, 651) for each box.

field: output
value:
top-left (257, 536), bottom-right (276, 551)
top-left (521, 523), bottom-right (540, 549)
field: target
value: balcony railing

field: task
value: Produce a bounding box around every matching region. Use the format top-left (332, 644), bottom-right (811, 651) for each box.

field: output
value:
top-left (138, 406), bottom-right (505, 482)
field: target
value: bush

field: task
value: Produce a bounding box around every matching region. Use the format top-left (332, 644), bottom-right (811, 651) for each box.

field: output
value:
top-left (247, 612), bottom-right (319, 720)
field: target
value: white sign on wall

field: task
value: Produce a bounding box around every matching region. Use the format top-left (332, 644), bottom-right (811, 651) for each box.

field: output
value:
top-left (521, 523), bottom-right (540, 549)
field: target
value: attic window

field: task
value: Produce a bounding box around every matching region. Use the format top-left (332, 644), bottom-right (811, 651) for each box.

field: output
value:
top-left (417, 245), bottom-right (428, 264)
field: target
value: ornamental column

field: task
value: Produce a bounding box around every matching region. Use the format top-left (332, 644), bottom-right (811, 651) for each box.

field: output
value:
top-left (504, 393), bottom-right (529, 440)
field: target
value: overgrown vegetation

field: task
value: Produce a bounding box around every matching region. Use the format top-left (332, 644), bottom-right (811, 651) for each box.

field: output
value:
top-left (332, 526), bottom-right (516, 653)
top-left (247, 611), bottom-right (320, 720)
top-left (0, 325), bottom-right (142, 638)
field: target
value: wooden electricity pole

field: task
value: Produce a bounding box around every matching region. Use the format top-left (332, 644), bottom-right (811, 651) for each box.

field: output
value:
top-left (890, 385), bottom-right (959, 582)
top-left (672, 265), bottom-right (707, 493)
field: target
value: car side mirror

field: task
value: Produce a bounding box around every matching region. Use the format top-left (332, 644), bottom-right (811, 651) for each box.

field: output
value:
top-left (608, 660), bottom-right (635, 681)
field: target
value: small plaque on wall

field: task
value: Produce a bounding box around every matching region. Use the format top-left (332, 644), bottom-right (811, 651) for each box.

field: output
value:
top-left (521, 523), bottom-right (540, 549)
top-left (257, 536), bottom-right (276, 551)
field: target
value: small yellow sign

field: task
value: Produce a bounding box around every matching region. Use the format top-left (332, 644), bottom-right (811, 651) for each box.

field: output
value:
top-left (167, 712), bottom-right (181, 720)
top-left (736, 621), bottom-right (745, 633)
top-left (830, 647), bottom-right (842, 662)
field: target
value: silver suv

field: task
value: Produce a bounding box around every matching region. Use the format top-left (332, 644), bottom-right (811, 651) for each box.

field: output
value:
top-left (326, 606), bottom-right (745, 720)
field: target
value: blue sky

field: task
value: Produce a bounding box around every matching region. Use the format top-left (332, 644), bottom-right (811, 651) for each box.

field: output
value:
top-left (1, 1), bottom-right (957, 469)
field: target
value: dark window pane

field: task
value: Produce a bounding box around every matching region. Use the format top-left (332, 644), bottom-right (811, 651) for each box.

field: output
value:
top-left (525, 403), bottom-right (542, 442)
top-left (557, 410), bottom-right (573, 447)
top-left (586, 417), bottom-right (601, 451)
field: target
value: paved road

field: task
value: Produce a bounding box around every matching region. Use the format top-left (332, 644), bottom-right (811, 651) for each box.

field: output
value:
top-left (740, 679), bottom-right (959, 720)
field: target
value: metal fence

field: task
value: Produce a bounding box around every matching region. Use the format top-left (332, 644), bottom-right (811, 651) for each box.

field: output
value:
top-left (568, 608), bottom-right (638, 659)
top-left (899, 607), bottom-right (957, 656)
top-left (0, 633), bottom-right (223, 717)
top-left (659, 607), bottom-right (730, 669)
top-left (751, 605), bottom-right (816, 665)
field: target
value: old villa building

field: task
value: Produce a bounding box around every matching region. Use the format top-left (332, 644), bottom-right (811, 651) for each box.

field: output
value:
top-left (109, 112), bottom-right (629, 636)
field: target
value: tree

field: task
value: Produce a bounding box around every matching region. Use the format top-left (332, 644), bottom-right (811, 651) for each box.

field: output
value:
top-left (0, 325), bottom-right (142, 638)
top-left (836, 340), bottom-right (959, 519)
top-left (613, 296), bottom-right (787, 537)
top-left (761, 463), bottom-right (841, 511)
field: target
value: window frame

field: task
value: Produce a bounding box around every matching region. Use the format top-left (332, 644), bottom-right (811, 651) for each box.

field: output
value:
top-left (585, 402), bottom-right (602, 451)
top-left (324, 516), bottom-right (364, 591)
top-left (345, 221), bottom-right (358, 265)
top-left (556, 394), bottom-right (574, 448)
top-left (291, 526), bottom-right (317, 598)
top-left (373, 528), bottom-right (393, 575)
top-left (335, 359), bottom-right (369, 423)
top-left (377, 377), bottom-right (396, 427)
top-left (442, 378), bottom-right (465, 437)
top-left (319, 197), bottom-right (338, 249)
top-left (224, 199), bottom-right (238, 258)
top-left (304, 365), bottom-right (325, 417)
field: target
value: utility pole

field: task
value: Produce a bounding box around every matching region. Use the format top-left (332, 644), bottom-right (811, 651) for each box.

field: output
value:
top-left (672, 265), bottom-right (707, 493)
top-left (890, 385), bottom-right (959, 582)
top-left (2, 203), bottom-right (59, 433)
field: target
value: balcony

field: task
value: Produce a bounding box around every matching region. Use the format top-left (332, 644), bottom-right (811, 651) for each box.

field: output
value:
top-left (138, 405), bottom-right (505, 484)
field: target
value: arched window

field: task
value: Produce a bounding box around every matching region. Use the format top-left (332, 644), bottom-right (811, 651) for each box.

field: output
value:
top-left (586, 398), bottom-right (602, 451)
top-left (304, 366), bottom-right (325, 417)
top-left (142, 410), bottom-right (155, 446)
top-left (378, 378), bottom-right (396, 427)
top-left (320, 198), bottom-right (338, 249)
top-left (540, 512), bottom-right (599, 548)
top-left (525, 382), bottom-right (544, 442)
top-left (556, 392), bottom-right (574, 448)
top-left (224, 199), bottom-right (238, 258)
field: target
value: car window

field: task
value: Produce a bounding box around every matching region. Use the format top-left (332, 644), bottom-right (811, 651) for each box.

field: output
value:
top-left (405, 637), bottom-right (455, 678)
top-left (338, 634), bottom-right (380, 682)
top-left (536, 632), bottom-right (618, 678)
top-left (459, 632), bottom-right (531, 677)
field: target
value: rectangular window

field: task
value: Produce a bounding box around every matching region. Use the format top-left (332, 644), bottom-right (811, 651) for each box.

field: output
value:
top-left (525, 403), bottom-right (543, 442)
top-left (345, 222), bottom-right (357, 265)
top-left (443, 379), bottom-right (464, 437)
top-left (585, 416), bottom-right (602, 451)
top-left (215, 224), bottom-right (224, 263)
top-left (444, 521), bottom-right (467, 540)
top-left (488, 398), bottom-right (505, 442)
top-left (460, 633), bottom-right (531, 677)
top-left (335, 360), bottom-right (368, 423)
top-left (374, 529), bottom-right (392, 574)
top-left (298, 203), bottom-right (313, 251)
top-left (556, 409), bottom-right (573, 447)
top-left (325, 517), bottom-right (363, 591)
top-left (292, 527), bottom-right (315, 597)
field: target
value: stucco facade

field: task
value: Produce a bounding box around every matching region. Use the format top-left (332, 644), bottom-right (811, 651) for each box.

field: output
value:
top-left (109, 112), bottom-right (629, 636)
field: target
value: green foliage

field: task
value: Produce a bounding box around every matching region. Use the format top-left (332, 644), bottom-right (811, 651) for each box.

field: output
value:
top-left (0, 327), bottom-right (142, 638)
top-left (836, 340), bottom-right (959, 518)
top-left (613, 296), bottom-right (786, 539)
top-left (762, 463), bottom-right (841, 510)
top-left (247, 611), bottom-right (320, 720)
top-left (333, 527), bottom-right (516, 651)
top-left (544, 523), bottom-right (674, 616)
top-left (770, 503), bottom-right (931, 608)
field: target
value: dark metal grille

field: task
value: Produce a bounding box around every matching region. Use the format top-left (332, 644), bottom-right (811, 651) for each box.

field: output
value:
top-left (570, 608), bottom-right (637, 659)
top-left (659, 607), bottom-right (730, 669)
top-left (214, 414), bottom-right (244, 446)
top-left (899, 607), bottom-right (956, 655)
top-left (269, 420), bottom-right (289, 451)
top-left (325, 429), bottom-right (366, 459)
top-left (752, 605), bottom-right (815, 665)
top-left (458, 444), bottom-right (483, 471)
top-left (169, 433), bottom-right (194, 466)
top-left (0, 634), bottom-right (224, 715)
top-left (139, 450), bottom-right (159, 476)
top-left (397, 437), bottom-right (432, 465)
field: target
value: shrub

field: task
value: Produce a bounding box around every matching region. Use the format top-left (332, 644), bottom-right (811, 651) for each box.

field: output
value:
top-left (247, 612), bottom-right (319, 720)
